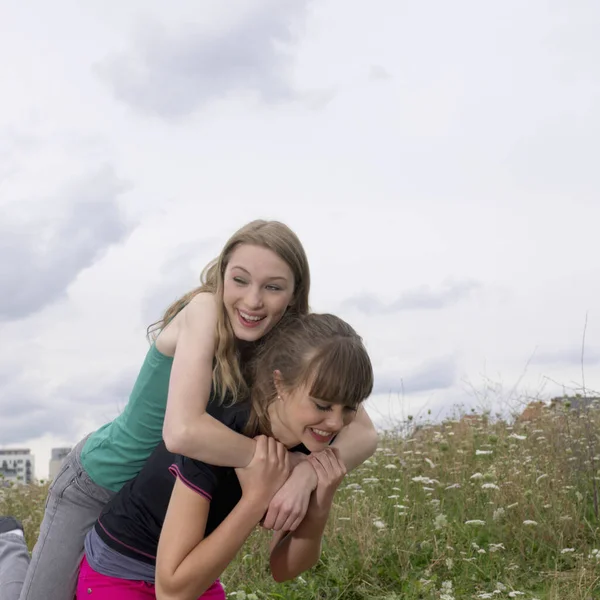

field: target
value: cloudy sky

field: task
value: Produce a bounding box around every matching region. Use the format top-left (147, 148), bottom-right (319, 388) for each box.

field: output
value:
top-left (2, 0), bottom-right (599, 479)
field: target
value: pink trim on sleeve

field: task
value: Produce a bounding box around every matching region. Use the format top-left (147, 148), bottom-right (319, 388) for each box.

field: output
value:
top-left (169, 464), bottom-right (213, 501)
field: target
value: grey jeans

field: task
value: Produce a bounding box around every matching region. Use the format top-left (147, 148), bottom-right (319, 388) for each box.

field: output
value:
top-left (0, 436), bottom-right (115, 600)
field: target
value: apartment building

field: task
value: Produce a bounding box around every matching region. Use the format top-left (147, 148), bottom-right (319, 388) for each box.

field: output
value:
top-left (0, 449), bottom-right (35, 485)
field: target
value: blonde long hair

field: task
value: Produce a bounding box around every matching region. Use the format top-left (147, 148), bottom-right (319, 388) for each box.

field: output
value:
top-left (148, 220), bottom-right (310, 402)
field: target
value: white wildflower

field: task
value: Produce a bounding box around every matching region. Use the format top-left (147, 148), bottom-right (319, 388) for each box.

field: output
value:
top-left (465, 520), bottom-right (486, 526)
top-left (425, 458), bottom-right (436, 469)
top-left (373, 520), bottom-right (386, 530)
top-left (561, 548), bottom-right (575, 554)
top-left (434, 513), bottom-right (448, 530)
top-left (384, 464), bottom-right (398, 470)
top-left (535, 474), bottom-right (548, 484)
top-left (523, 520), bottom-right (538, 526)
top-left (445, 483), bottom-right (461, 490)
top-left (411, 476), bottom-right (438, 485)
top-left (470, 472), bottom-right (484, 480)
top-left (493, 508), bottom-right (505, 521)
top-left (508, 433), bottom-right (527, 440)
top-left (476, 450), bottom-right (493, 455)
top-left (482, 483), bottom-right (500, 490)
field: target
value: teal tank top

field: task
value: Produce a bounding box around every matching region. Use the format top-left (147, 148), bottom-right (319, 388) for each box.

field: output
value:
top-left (80, 344), bottom-right (174, 492)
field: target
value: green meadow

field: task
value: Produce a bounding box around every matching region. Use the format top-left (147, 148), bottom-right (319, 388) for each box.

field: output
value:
top-left (3, 402), bottom-right (599, 599)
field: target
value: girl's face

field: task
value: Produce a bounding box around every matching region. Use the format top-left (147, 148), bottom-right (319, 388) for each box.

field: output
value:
top-left (223, 244), bottom-right (295, 343)
top-left (271, 376), bottom-right (359, 452)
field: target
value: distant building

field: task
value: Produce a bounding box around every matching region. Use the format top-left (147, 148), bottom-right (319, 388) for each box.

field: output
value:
top-left (0, 449), bottom-right (35, 485)
top-left (49, 447), bottom-right (72, 481)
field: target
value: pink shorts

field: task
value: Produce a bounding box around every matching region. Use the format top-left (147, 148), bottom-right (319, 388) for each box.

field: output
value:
top-left (77, 555), bottom-right (226, 600)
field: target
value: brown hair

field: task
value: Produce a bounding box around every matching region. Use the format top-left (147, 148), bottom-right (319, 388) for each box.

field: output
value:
top-left (148, 220), bottom-right (311, 402)
top-left (245, 313), bottom-right (374, 436)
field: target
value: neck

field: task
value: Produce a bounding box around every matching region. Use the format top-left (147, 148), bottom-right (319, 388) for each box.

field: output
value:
top-left (267, 400), bottom-right (299, 449)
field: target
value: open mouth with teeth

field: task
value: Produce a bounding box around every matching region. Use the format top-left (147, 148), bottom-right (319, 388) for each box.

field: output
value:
top-left (308, 427), bottom-right (335, 443)
top-left (237, 310), bottom-right (267, 328)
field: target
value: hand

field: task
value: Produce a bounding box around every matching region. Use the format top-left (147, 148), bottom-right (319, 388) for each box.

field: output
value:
top-left (262, 459), bottom-right (317, 532)
top-left (307, 448), bottom-right (347, 514)
top-left (235, 436), bottom-right (290, 509)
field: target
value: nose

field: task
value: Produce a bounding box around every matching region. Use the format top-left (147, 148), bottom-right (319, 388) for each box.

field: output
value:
top-left (245, 285), bottom-right (264, 309)
top-left (324, 409), bottom-right (344, 433)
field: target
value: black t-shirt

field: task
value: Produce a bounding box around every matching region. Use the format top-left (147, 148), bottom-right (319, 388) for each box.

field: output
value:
top-left (95, 399), bottom-right (310, 565)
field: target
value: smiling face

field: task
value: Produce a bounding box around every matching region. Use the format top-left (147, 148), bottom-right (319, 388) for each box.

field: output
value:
top-left (269, 375), bottom-right (359, 452)
top-left (222, 243), bottom-right (295, 343)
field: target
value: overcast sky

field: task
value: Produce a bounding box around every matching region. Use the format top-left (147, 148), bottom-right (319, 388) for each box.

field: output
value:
top-left (2, 0), bottom-right (599, 479)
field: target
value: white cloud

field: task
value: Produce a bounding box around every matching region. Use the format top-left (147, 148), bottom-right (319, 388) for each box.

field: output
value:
top-left (1, 0), bottom-right (599, 477)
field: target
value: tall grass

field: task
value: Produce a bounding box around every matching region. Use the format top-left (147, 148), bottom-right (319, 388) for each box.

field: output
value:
top-left (2, 403), bottom-right (599, 599)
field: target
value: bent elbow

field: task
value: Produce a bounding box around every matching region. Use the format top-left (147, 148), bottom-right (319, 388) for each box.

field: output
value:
top-left (271, 566), bottom-right (294, 584)
top-left (366, 429), bottom-right (379, 458)
top-left (270, 557), bottom-right (319, 584)
top-left (163, 424), bottom-right (190, 456)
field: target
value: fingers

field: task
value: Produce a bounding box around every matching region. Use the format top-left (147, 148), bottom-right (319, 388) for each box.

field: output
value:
top-left (254, 435), bottom-right (268, 460)
top-left (267, 435), bottom-right (277, 459)
top-left (309, 449), bottom-right (347, 483)
top-left (280, 496), bottom-right (310, 532)
top-left (272, 507), bottom-right (293, 532)
top-left (262, 504), bottom-right (277, 530)
top-left (308, 454), bottom-right (328, 479)
top-left (277, 441), bottom-right (287, 466)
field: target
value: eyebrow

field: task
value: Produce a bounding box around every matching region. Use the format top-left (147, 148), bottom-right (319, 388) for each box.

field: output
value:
top-left (230, 266), bottom-right (289, 281)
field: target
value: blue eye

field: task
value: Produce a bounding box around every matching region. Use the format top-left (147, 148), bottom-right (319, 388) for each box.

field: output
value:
top-left (266, 285), bottom-right (281, 291)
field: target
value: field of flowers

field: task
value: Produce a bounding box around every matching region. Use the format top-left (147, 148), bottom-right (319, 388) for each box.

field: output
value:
top-left (2, 402), bottom-right (599, 599)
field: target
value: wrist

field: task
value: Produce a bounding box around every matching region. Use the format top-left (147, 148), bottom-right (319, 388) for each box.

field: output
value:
top-left (244, 439), bottom-right (258, 468)
top-left (238, 494), bottom-right (270, 520)
top-left (294, 458), bottom-right (318, 491)
top-left (308, 494), bottom-right (334, 520)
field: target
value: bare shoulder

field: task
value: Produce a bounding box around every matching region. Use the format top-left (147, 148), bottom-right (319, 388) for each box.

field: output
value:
top-left (186, 291), bottom-right (218, 316)
top-left (156, 292), bottom-right (218, 356)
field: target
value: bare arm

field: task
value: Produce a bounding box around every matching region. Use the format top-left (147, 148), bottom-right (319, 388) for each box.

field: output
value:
top-left (156, 480), bottom-right (265, 600)
top-left (156, 437), bottom-right (290, 600)
top-left (329, 404), bottom-right (378, 471)
top-left (269, 449), bottom-right (346, 582)
top-left (262, 406), bottom-right (378, 532)
top-left (162, 293), bottom-right (256, 467)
